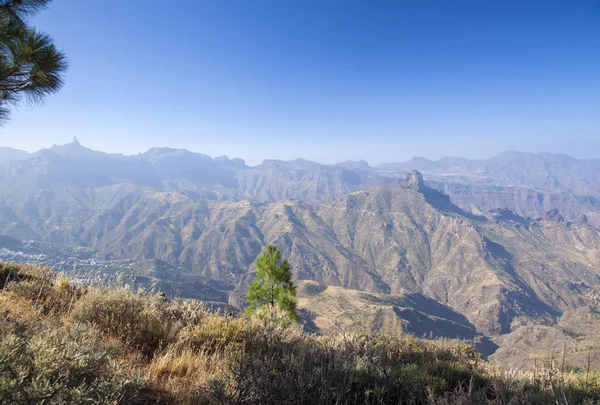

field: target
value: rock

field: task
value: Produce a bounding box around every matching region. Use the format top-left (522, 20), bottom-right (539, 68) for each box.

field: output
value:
top-left (399, 170), bottom-right (426, 192)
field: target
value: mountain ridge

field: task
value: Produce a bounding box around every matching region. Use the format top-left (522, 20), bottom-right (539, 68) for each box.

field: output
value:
top-left (3, 140), bottom-right (600, 220)
top-left (4, 140), bottom-right (599, 169)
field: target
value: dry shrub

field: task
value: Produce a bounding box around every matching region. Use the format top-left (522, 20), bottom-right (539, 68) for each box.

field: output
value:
top-left (160, 299), bottom-right (210, 334)
top-left (147, 349), bottom-right (228, 405)
top-left (178, 315), bottom-right (249, 355)
top-left (212, 310), bottom-right (490, 404)
top-left (0, 262), bottom-right (26, 289)
top-left (0, 322), bottom-right (152, 404)
top-left (0, 263), bottom-right (55, 289)
top-left (5, 276), bottom-right (85, 315)
top-left (0, 291), bottom-right (44, 331)
top-left (71, 288), bottom-right (173, 358)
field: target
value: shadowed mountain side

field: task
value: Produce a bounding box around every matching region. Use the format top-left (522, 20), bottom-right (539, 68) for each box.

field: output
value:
top-left (399, 170), bottom-right (487, 221)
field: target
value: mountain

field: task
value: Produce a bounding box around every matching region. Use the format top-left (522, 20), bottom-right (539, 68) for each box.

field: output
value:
top-left (297, 280), bottom-right (479, 339)
top-left (382, 151), bottom-right (600, 197)
top-left (4, 141), bottom-right (600, 368)
top-left (3, 167), bottom-right (600, 368)
top-left (427, 180), bottom-right (600, 220)
top-left (0, 147), bottom-right (31, 165)
top-left (4, 142), bottom-right (600, 220)
top-left (0, 141), bottom-right (402, 206)
top-left (236, 158), bottom-right (397, 204)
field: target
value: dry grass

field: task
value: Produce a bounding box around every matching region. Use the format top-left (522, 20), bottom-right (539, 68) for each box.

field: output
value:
top-left (1, 262), bottom-right (600, 404)
top-left (147, 349), bottom-right (229, 404)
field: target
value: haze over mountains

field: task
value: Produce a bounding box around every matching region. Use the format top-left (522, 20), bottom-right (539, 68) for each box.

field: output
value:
top-left (2, 138), bottom-right (600, 219)
top-left (3, 139), bottom-right (600, 368)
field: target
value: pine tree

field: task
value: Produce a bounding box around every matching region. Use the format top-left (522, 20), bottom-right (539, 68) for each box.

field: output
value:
top-left (0, 0), bottom-right (67, 123)
top-left (245, 244), bottom-right (298, 322)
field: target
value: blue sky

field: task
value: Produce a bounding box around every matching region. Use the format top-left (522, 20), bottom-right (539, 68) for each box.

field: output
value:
top-left (0, 0), bottom-right (599, 165)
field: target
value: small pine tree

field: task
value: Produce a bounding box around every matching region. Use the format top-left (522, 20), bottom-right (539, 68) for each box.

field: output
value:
top-left (245, 244), bottom-right (298, 322)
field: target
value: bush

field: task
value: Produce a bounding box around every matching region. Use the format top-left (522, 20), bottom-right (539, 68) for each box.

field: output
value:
top-left (217, 317), bottom-right (487, 404)
top-left (0, 323), bottom-right (149, 404)
top-left (160, 299), bottom-right (209, 332)
top-left (178, 315), bottom-right (249, 355)
top-left (147, 349), bottom-right (224, 404)
top-left (0, 262), bottom-right (24, 289)
top-left (71, 289), bottom-right (173, 358)
top-left (0, 263), bottom-right (53, 290)
top-left (6, 276), bottom-right (84, 315)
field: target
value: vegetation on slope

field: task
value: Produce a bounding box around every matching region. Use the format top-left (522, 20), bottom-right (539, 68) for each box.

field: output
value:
top-left (1, 263), bottom-right (600, 404)
top-left (245, 244), bottom-right (298, 322)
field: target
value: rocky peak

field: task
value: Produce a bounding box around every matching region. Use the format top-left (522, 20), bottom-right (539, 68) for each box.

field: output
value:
top-left (399, 170), bottom-right (426, 192)
top-left (48, 137), bottom-right (101, 158)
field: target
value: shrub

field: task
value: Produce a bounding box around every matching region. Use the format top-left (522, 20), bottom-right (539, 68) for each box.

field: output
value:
top-left (0, 323), bottom-right (149, 404)
top-left (147, 349), bottom-right (225, 404)
top-left (6, 276), bottom-right (84, 315)
top-left (0, 262), bottom-right (24, 289)
top-left (178, 315), bottom-right (249, 355)
top-left (71, 289), bottom-right (173, 358)
top-left (160, 299), bottom-right (209, 332)
top-left (219, 317), bottom-right (489, 404)
top-left (3, 263), bottom-right (600, 404)
top-left (0, 263), bottom-right (53, 290)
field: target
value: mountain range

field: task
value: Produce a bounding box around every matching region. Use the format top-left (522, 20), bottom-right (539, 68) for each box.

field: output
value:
top-left (2, 139), bottom-right (600, 369)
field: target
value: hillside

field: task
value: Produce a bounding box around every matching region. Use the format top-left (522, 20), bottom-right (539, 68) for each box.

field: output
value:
top-left (1, 263), bottom-right (600, 404)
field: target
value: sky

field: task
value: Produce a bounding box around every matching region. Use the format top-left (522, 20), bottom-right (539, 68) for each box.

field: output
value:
top-left (0, 0), bottom-right (599, 165)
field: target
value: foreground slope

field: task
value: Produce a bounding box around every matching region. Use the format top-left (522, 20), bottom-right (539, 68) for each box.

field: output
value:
top-left (4, 263), bottom-right (600, 404)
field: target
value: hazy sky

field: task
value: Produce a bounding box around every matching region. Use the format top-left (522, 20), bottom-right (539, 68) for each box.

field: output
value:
top-left (0, 0), bottom-right (599, 165)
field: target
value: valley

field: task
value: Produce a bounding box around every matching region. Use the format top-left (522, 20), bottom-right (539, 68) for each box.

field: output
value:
top-left (2, 141), bottom-right (600, 370)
